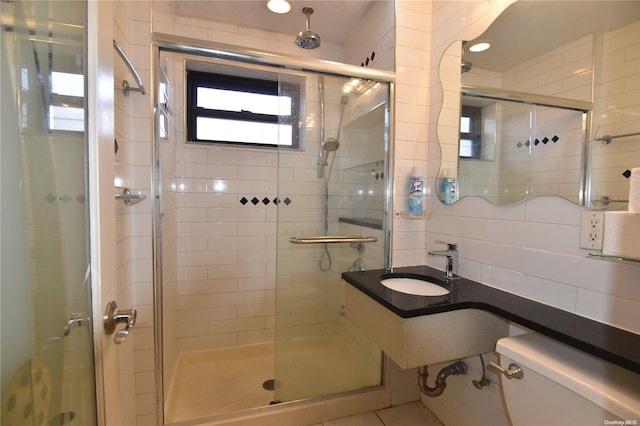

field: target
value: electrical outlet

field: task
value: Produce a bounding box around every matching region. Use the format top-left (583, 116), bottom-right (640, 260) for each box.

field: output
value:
top-left (580, 211), bottom-right (604, 250)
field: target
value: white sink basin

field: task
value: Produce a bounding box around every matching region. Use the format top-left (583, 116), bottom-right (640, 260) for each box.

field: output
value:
top-left (380, 277), bottom-right (449, 296)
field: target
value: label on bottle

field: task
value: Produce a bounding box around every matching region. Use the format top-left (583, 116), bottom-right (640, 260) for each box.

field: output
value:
top-left (409, 176), bottom-right (423, 214)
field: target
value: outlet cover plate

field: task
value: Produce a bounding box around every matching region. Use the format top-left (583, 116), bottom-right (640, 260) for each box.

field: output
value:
top-left (580, 211), bottom-right (604, 250)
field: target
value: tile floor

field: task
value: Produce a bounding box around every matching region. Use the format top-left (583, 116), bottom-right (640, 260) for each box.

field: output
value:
top-left (313, 401), bottom-right (443, 426)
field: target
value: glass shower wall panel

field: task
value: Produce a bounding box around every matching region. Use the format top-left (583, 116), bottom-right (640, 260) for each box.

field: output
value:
top-left (1, 1), bottom-right (96, 424)
top-left (274, 72), bottom-right (388, 402)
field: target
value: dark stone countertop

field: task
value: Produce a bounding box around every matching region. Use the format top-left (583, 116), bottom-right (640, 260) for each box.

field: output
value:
top-left (342, 265), bottom-right (640, 374)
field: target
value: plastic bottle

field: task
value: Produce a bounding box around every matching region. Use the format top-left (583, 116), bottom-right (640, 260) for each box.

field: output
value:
top-left (440, 169), bottom-right (456, 205)
top-left (408, 167), bottom-right (424, 214)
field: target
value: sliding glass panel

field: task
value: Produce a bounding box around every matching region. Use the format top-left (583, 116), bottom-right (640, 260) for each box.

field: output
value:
top-left (1, 1), bottom-right (96, 425)
top-left (274, 72), bottom-right (388, 402)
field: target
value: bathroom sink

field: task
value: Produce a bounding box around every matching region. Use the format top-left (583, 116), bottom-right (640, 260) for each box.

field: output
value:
top-left (380, 276), bottom-right (449, 296)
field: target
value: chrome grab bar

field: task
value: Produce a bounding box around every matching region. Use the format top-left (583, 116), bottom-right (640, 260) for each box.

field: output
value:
top-left (289, 235), bottom-right (378, 244)
top-left (113, 39), bottom-right (146, 96)
top-left (488, 361), bottom-right (524, 380)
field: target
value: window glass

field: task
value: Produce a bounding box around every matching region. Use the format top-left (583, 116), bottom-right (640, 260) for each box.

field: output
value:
top-left (187, 71), bottom-right (300, 148)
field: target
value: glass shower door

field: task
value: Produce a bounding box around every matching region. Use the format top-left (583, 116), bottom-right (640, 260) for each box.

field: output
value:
top-left (274, 71), bottom-right (389, 402)
top-left (1, 1), bottom-right (96, 425)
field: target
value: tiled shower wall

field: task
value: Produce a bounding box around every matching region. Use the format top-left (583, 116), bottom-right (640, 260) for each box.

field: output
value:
top-left (421, 2), bottom-right (640, 425)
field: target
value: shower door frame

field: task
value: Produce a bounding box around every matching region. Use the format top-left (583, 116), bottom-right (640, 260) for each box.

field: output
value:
top-left (151, 33), bottom-right (395, 424)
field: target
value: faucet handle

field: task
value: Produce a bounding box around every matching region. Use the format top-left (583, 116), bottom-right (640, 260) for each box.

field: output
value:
top-left (435, 240), bottom-right (457, 251)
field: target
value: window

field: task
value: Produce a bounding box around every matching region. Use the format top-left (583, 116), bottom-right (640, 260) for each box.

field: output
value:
top-left (459, 105), bottom-right (482, 159)
top-left (186, 71), bottom-right (300, 148)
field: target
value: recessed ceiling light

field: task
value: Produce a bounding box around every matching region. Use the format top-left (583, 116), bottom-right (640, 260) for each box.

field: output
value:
top-left (468, 41), bottom-right (491, 53)
top-left (267, 0), bottom-right (291, 14)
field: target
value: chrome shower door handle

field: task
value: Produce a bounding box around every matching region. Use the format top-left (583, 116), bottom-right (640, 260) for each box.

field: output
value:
top-left (103, 300), bottom-right (137, 344)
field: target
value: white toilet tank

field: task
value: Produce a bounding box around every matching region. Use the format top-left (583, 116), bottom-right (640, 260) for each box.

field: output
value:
top-left (495, 333), bottom-right (640, 426)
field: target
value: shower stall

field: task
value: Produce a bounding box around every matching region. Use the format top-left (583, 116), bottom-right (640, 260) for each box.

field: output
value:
top-left (152, 36), bottom-right (394, 424)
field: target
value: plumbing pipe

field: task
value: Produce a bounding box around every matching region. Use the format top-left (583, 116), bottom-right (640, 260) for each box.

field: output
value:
top-left (418, 360), bottom-right (467, 397)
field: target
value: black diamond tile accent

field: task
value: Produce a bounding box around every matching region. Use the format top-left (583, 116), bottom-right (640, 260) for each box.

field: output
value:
top-left (273, 198), bottom-right (281, 205)
top-left (525, 140), bottom-right (530, 147)
top-left (251, 197), bottom-right (259, 205)
top-left (517, 141), bottom-right (523, 148)
top-left (240, 197), bottom-right (248, 205)
top-left (542, 137), bottom-right (549, 144)
top-left (552, 135), bottom-right (559, 143)
top-left (60, 194), bottom-right (72, 203)
top-left (262, 197), bottom-right (270, 205)
top-left (371, 51), bottom-right (376, 61)
top-left (76, 195), bottom-right (85, 204)
top-left (284, 197), bottom-right (292, 205)
top-left (623, 169), bottom-right (632, 179)
top-left (534, 139), bottom-right (540, 146)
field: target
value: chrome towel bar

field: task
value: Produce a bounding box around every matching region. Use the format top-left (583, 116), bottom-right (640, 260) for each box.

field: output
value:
top-left (595, 131), bottom-right (640, 144)
top-left (289, 235), bottom-right (377, 244)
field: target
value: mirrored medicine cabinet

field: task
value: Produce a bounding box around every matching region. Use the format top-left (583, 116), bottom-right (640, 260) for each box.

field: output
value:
top-left (436, 1), bottom-right (640, 208)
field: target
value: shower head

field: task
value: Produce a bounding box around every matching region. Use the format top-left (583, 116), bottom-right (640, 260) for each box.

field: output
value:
top-left (461, 60), bottom-right (473, 73)
top-left (295, 6), bottom-right (321, 49)
top-left (322, 138), bottom-right (340, 152)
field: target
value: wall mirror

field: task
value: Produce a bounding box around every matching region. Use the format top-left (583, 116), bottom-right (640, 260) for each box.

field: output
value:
top-left (437, 1), bottom-right (640, 207)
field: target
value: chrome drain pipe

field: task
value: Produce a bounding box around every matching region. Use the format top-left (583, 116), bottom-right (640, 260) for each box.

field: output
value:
top-left (418, 360), bottom-right (467, 397)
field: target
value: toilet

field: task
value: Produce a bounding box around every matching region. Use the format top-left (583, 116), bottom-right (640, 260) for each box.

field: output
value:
top-left (494, 332), bottom-right (640, 426)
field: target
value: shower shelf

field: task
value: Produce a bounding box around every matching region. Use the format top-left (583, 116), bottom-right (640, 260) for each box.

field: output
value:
top-left (115, 187), bottom-right (147, 206)
top-left (344, 160), bottom-right (384, 173)
top-left (395, 211), bottom-right (429, 219)
top-left (339, 217), bottom-right (383, 230)
top-left (588, 253), bottom-right (640, 263)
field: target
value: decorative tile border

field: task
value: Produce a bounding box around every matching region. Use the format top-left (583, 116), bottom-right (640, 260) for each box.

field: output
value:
top-left (239, 196), bottom-right (291, 206)
top-left (516, 135), bottom-right (560, 149)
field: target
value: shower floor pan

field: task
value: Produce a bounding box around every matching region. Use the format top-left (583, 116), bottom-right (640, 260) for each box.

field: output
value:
top-left (165, 335), bottom-right (379, 423)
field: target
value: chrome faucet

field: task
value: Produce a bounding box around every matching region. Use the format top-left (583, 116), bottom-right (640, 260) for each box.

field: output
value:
top-left (428, 242), bottom-right (459, 279)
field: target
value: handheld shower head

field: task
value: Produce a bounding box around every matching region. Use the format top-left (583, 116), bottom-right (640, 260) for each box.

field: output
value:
top-left (296, 6), bottom-right (321, 49)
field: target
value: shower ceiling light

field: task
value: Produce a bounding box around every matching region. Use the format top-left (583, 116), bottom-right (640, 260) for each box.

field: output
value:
top-left (267, 0), bottom-right (291, 14)
top-left (468, 41), bottom-right (491, 52)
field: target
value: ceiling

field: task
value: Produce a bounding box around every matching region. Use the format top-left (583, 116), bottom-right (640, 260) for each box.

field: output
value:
top-left (156, 0), bottom-right (378, 45)
top-left (464, 1), bottom-right (640, 72)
